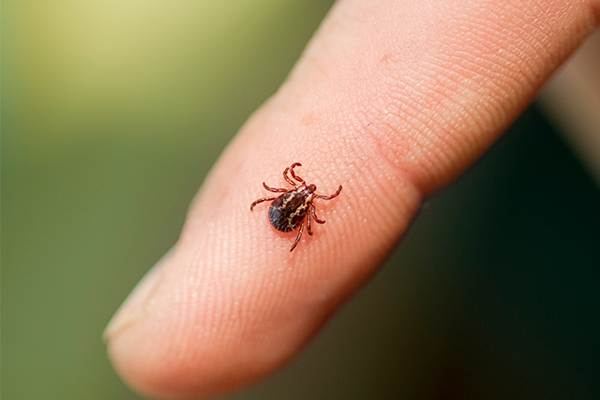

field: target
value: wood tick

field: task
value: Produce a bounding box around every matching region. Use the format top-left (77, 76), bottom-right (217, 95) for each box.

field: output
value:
top-left (250, 162), bottom-right (343, 252)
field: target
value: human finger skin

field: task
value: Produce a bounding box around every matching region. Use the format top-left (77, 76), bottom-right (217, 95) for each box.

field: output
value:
top-left (104, 0), bottom-right (600, 398)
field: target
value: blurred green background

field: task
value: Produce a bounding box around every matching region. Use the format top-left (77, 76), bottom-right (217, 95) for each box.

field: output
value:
top-left (3, 1), bottom-right (599, 399)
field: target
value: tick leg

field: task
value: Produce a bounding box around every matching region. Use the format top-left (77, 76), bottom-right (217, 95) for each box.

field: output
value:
top-left (315, 185), bottom-right (343, 200)
top-left (283, 166), bottom-right (296, 186)
top-left (311, 203), bottom-right (326, 224)
top-left (250, 196), bottom-right (277, 211)
top-left (263, 182), bottom-right (288, 193)
top-left (290, 221), bottom-right (304, 252)
top-left (289, 162), bottom-right (305, 184)
top-left (307, 212), bottom-right (313, 236)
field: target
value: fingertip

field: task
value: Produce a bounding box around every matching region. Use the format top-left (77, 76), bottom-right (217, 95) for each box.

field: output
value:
top-left (103, 248), bottom-right (172, 343)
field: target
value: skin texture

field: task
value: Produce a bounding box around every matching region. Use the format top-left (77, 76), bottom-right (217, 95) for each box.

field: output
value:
top-left (104, 0), bottom-right (600, 398)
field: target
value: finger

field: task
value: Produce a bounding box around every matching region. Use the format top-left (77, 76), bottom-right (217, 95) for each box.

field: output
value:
top-left (104, 0), bottom-right (600, 398)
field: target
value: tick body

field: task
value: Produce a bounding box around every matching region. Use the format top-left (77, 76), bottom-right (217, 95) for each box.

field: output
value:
top-left (250, 162), bottom-right (342, 252)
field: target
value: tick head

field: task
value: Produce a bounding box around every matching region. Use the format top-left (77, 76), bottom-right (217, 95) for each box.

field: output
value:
top-left (307, 184), bottom-right (317, 193)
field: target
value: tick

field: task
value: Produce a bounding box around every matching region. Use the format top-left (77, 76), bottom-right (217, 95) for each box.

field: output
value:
top-left (250, 162), bottom-right (343, 252)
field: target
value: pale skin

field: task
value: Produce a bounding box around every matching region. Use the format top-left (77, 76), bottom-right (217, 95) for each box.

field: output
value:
top-left (104, 0), bottom-right (600, 398)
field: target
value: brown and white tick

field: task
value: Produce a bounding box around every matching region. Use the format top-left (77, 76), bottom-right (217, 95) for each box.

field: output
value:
top-left (250, 162), bottom-right (342, 252)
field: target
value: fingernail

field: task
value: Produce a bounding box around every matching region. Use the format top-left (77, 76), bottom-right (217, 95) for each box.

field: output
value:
top-left (102, 248), bottom-right (174, 343)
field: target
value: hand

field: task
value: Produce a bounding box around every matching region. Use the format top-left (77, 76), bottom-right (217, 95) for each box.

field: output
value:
top-left (104, 0), bottom-right (600, 398)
